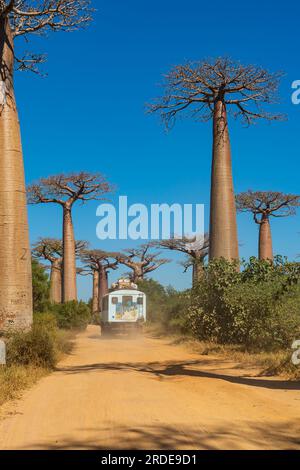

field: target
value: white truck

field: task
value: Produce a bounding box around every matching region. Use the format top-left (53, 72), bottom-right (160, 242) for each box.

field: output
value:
top-left (101, 279), bottom-right (147, 335)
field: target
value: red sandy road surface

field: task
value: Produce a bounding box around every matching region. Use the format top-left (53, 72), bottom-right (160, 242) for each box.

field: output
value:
top-left (0, 325), bottom-right (300, 450)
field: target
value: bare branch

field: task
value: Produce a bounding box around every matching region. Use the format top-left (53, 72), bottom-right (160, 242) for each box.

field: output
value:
top-left (14, 51), bottom-right (47, 74)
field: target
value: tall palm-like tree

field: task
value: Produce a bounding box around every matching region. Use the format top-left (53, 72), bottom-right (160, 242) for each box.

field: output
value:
top-left (148, 58), bottom-right (284, 261)
top-left (0, 1), bottom-right (93, 330)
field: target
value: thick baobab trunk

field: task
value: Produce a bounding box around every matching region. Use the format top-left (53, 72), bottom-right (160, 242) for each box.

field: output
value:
top-left (131, 267), bottom-right (143, 284)
top-left (192, 259), bottom-right (204, 287)
top-left (98, 266), bottom-right (108, 312)
top-left (50, 260), bottom-right (62, 304)
top-left (209, 99), bottom-right (239, 261)
top-left (0, 17), bottom-right (32, 331)
top-left (192, 263), bottom-right (198, 287)
top-left (92, 270), bottom-right (99, 314)
top-left (259, 216), bottom-right (273, 260)
top-left (62, 206), bottom-right (77, 302)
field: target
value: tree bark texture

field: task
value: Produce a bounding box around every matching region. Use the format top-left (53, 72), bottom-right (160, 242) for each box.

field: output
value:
top-left (92, 269), bottom-right (99, 314)
top-left (62, 206), bottom-right (77, 302)
top-left (259, 215), bottom-right (273, 260)
top-left (98, 266), bottom-right (108, 312)
top-left (50, 260), bottom-right (62, 304)
top-left (209, 100), bottom-right (239, 261)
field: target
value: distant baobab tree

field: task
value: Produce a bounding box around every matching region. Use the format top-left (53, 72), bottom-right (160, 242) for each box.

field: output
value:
top-left (0, 1), bottom-right (93, 330)
top-left (81, 250), bottom-right (119, 313)
top-left (28, 172), bottom-right (111, 302)
top-left (117, 244), bottom-right (169, 283)
top-left (77, 267), bottom-right (99, 315)
top-left (236, 191), bottom-right (300, 260)
top-left (32, 239), bottom-right (63, 304)
top-left (32, 238), bottom-right (88, 304)
top-left (155, 234), bottom-right (209, 285)
top-left (148, 58), bottom-right (284, 262)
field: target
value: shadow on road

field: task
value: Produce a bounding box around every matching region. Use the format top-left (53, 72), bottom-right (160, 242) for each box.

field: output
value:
top-left (57, 359), bottom-right (300, 391)
top-left (22, 420), bottom-right (300, 450)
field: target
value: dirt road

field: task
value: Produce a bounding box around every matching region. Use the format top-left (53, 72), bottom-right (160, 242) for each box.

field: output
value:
top-left (0, 325), bottom-right (300, 450)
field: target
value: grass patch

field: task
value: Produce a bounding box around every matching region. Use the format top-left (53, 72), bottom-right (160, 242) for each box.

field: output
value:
top-left (0, 365), bottom-right (47, 407)
top-left (0, 315), bottom-right (75, 409)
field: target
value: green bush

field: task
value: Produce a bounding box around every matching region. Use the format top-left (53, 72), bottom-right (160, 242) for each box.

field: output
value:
top-left (32, 259), bottom-right (50, 313)
top-left (137, 279), bottom-right (190, 332)
top-left (189, 257), bottom-right (300, 350)
top-left (225, 282), bottom-right (300, 349)
top-left (137, 279), bottom-right (167, 323)
top-left (188, 258), bottom-right (240, 343)
top-left (7, 314), bottom-right (59, 368)
top-left (161, 287), bottom-right (190, 333)
top-left (51, 301), bottom-right (91, 330)
top-left (34, 312), bottom-right (58, 331)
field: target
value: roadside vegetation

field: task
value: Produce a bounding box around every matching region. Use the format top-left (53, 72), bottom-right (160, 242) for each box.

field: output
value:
top-left (140, 257), bottom-right (300, 379)
top-left (0, 261), bottom-right (91, 408)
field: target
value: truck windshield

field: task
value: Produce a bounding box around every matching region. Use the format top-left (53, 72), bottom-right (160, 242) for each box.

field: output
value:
top-left (123, 296), bottom-right (133, 306)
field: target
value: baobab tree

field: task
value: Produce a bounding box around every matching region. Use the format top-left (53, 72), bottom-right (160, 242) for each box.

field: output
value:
top-left (81, 250), bottom-right (119, 313)
top-left (28, 173), bottom-right (112, 302)
top-left (148, 58), bottom-right (284, 261)
top-left (236, 191), bottom-right (300, 260)
top-left (32, 238), bottom-right (62, 304)
top-left (155, 234), bottom-right (209, 285)
top-left (117, 244), bottom-right (169, 283)
top-left (32, 238), bottom-right (87, 304)
top-left (0, 1), bottom-right (93, 330)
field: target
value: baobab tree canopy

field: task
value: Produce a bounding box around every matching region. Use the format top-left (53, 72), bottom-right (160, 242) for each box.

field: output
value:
top-left (155, 234), bottom-right (209, 261)
top-left (236, 191), bottom-right (300, 221)
top-left (148, 58), bottom-right (284, 127)
top-left (117, 244), bottom-right (169, 283)
top-left (32, 238), bottom-right (87, 260)
top-left (1, 0), bottom-right (93, 72)
top-left (81, 249), bottom-right (119, 272)
top-left (32, 238), bottom-right (63, 261)
top-left (27, 172), bottom-right (112, 207)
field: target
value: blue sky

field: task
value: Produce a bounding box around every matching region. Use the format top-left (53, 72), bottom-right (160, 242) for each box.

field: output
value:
top-left (15, 0), bottom-right (300, 299)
